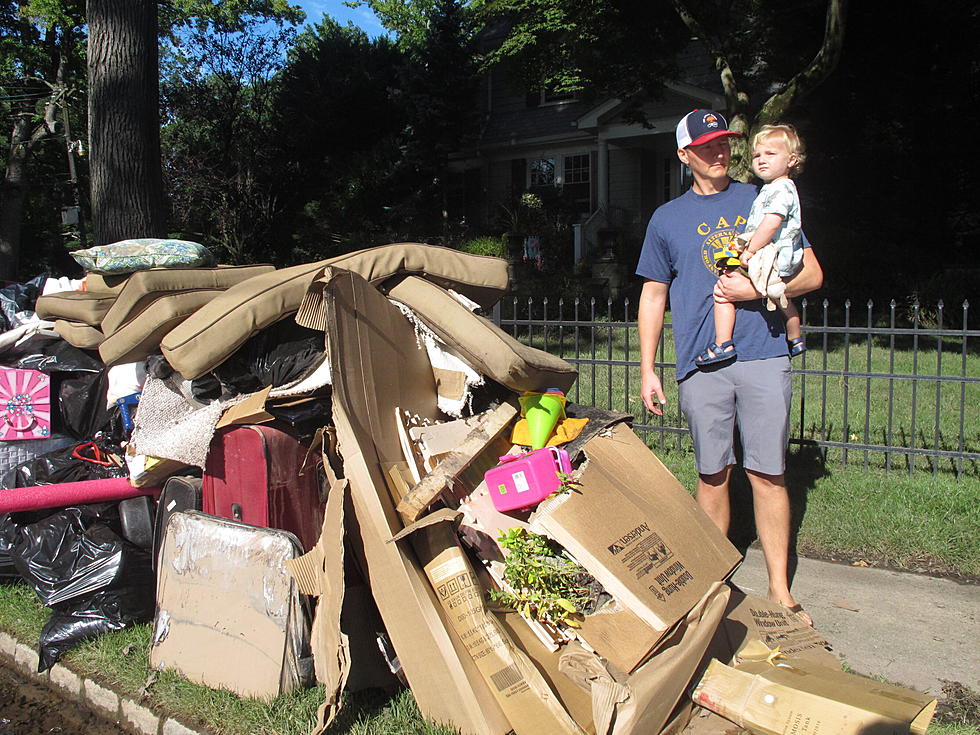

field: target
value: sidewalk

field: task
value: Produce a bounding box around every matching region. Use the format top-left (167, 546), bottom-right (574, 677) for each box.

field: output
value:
top-left (732, 547), bottom-right (980, 695)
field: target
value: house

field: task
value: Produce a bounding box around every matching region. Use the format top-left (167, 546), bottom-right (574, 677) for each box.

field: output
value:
top-left (448, 42), bottom-right (725, 270)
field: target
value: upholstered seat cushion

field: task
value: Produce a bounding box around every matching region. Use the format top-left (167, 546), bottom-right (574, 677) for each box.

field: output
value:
top-left (384, 275), bottom-right (577, 394)
top-left (161, 243), bottom-right (509, 380)
top-left (99, 291), bottom-right (216, 366)
top-left (55, 320), bottom-right (105, 350)
top-left (35, 291), bottom-right (117, 326)
top-left (101, 264), bottom-right (274, 336)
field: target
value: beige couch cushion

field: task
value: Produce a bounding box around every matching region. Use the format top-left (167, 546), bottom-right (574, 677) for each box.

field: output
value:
top-left (101, 264), bottom-right (274, 335)
top-left (100, 291), bottom-right (216, 366)
top-left (384, 275), bottom-right (577, 394)
top-left (55, 320), bottom-right (105, 350)
top-left (161, 243), bottom-right (509, 380)
top-left (36, 291), bottom-right (117, 326)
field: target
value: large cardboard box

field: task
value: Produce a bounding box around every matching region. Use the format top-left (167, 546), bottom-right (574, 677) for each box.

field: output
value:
top-left (532, 424), bottom-right (742, 664)
top-left (692, 653), bottom-right (937, 735)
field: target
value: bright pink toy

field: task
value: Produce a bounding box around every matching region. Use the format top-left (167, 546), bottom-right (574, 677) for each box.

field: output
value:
top-left (0, 368), bottom-right (51, 441)
top-left (484, 447), bottom-right (572, 512)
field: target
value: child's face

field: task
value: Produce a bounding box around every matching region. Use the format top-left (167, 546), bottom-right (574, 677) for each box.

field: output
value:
top-left (752, 135), bottom-right (797, 183)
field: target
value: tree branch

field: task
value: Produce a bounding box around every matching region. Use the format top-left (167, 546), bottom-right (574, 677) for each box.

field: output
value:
top-left (757, 0), bottom-right (848, 124)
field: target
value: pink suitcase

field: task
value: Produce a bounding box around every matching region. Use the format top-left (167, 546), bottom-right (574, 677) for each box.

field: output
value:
top-left (0, 368), bottom-right (51, 440)
top-left (484, 446), bottom-right (572, 512)
top-left (202, 424), bottom-right (325, 552)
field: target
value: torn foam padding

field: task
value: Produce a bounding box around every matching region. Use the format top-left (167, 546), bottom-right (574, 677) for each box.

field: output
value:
top-left (130, 373), bottom-right (250, 468)
top-left (389, 299), bottom-right (483, 418)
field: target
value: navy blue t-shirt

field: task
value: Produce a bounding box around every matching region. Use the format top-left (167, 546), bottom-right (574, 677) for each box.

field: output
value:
top-left (636, 181), bottom-right (809, 382)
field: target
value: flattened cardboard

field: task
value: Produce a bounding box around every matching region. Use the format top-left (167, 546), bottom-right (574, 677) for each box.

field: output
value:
top-left (325, 268), bottom-right (511, 735)
top-left (284, 478), bottom-right (350, 733)
top-left (393, 510), bottom-right (585, 735)
top-left (692, 654), bottom-right (937, 735)
top-left (600, 584), bottom-right (731, 735)
top-left (532, 425), bottom-right (741, 654)
top-left (721, 587), bottom-right (837, 667)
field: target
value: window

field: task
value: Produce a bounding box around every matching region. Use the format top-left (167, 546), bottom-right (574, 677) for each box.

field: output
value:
top-left (525, 153), bottom-right (592, 219)
top-left (564, 154), bottom-right (590, 185)
top-left (529, 157), bottom-right (556, 187)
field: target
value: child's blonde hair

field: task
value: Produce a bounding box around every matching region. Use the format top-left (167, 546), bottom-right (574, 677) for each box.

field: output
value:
top-left (752, 124), bottom-right (806, 175)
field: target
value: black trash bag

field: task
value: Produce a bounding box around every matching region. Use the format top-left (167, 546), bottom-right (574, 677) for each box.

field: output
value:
top-left (0, 438), bottom-right (126, 490)
top-left (0, 274), bottom-right (47, 331)
top-left (0, 502), bottom-right (154, 671)
top-left (38, 581), bottom-right (154, 672)
top-left (2, 339), bottom-right (115, 440)
top-left (2, 503), bottom-right (149, 606)
top-left (214, 320), bottom-right (325, 394)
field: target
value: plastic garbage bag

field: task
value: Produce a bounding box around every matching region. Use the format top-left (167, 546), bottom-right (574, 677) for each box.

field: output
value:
top-left (0, 503), bottom-right (154, 671)
top-left (0, 274), bottom-right (46, 332)
top-left (214, 321), bottom-right (324, 394)
top-left (0, 438), bottom-right (126, 490)
top-left (39, 583), bottom-right (154, 671)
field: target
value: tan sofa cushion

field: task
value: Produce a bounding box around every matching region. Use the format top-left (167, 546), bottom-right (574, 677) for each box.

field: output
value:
top-left (101, 264), bottom-right (274, 335)
top-left (161, 243), bottom-right (509, 380)
top-left (100, 291), bottom-right (216, 366)
top-left (55, 320), bottom-right (105, 350)
top-left (384, 275), bottom-right (577, 394)
top-left (35, 291), bottom-right (117, 326)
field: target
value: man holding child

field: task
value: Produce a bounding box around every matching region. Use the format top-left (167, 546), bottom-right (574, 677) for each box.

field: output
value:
top-left (635, 109), bottom-right (824, 624)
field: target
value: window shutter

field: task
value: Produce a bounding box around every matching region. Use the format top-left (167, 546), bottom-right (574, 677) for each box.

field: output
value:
top-left (511, 158), bottom-right (526, 197)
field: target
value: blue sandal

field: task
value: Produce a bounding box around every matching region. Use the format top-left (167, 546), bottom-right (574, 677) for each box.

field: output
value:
top-left (695, 340), bottom-right (737, 367)
top-left (788, 337), bottom-right (807, 358)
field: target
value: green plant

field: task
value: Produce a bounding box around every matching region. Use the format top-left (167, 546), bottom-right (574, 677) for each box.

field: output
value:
top-left (460, 235), bottom-right (507, 258)
top-left (488, 528), bottom-right (593, 627)
top-left (555, 470), bottom-right (582, 496)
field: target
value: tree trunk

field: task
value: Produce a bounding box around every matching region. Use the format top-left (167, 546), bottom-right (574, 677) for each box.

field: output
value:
top-left (87, 0), bottom-right (166, 245)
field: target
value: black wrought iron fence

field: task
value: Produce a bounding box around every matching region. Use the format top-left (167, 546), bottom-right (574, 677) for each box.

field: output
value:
top-left (491, 296), bottom-right (980, 478)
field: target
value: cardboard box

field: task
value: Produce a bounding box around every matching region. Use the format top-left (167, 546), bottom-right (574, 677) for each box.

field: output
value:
top-left (393, 510), bottom-right (585, 735)
top-left (692, 654), bottom-right (937, 735)
top-left (532, 424), bottom-right (741, 660)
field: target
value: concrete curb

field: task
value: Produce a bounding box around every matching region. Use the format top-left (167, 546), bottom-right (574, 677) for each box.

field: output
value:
top-left (0, 630), bottom-right (203, 735)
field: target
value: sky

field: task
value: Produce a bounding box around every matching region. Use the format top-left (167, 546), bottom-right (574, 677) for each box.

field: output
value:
top-left (292, 1), bottom-right (388, 38)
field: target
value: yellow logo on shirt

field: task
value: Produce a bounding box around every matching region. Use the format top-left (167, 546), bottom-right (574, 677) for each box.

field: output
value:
top-left (698, 216), bottom-right (746, 273)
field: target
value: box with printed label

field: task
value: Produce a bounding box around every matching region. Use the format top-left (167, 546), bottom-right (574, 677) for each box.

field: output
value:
top-left (531, 424), bottom-right (741, 648)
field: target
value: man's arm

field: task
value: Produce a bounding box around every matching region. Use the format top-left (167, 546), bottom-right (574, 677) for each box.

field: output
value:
top-left (638, 279), bottom-right (669, 415)
top-left (716, 246), bottom-right (823, 302)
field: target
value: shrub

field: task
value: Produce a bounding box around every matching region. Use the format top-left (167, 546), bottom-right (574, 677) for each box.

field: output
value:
top-left (461, 235), bottom-right (507, 258)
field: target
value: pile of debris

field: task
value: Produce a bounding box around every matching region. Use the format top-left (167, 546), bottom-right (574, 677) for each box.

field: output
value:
top-left (0, 240), bottom-right (937, 735)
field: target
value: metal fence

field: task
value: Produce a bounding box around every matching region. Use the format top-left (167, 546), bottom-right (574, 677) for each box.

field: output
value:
top-left (492, 296), bottom-right (980, 478)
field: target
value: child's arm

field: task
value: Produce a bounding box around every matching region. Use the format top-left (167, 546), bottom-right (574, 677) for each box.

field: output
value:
top-left (740, 212), bottom-right (785, 264)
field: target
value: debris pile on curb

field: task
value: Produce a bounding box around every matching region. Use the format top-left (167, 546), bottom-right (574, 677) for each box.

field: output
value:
top-left (0, 240), bottom-right (937, 735)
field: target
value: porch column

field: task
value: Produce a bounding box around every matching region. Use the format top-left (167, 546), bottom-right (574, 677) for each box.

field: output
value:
top-left (597, 138), bottom-right (609, 211)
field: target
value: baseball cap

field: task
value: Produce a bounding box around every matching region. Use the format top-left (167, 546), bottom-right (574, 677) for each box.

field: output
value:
top-left (675, 109), bottom-right (742, 148)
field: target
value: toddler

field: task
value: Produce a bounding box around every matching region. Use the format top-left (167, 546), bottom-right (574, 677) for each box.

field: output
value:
top-left (696, 124), bottom-right (807, 366)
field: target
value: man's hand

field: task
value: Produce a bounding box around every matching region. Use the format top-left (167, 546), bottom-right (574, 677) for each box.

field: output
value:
top-left (641, 369), bottom-right (667, 416)
top-left (714, 270), bottom-right (762, 303)
top-left (739, 249), bottom-right (754, 267)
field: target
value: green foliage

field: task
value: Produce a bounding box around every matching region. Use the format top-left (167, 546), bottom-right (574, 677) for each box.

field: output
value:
top-left (460, 235), bottom-right (506, 258)
top-left (489, 527), bottom-right (592, 627)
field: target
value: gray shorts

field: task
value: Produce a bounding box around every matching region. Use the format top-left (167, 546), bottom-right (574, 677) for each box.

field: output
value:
top-left (678, 357), bottom-right (792, 476)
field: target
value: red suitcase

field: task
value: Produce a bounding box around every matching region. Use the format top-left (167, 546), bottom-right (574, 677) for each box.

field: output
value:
top-left (202, 424), bottom-right (325, 551)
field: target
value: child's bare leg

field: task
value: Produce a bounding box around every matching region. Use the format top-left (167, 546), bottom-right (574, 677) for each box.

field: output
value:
top-left (780, 300), bottom-right (801, 341)
top-left (713, 300), bottom-right (737, 353)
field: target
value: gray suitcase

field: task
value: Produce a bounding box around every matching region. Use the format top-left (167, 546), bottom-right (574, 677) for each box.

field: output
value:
top-left (149, 510), bottom-right (312, 700)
